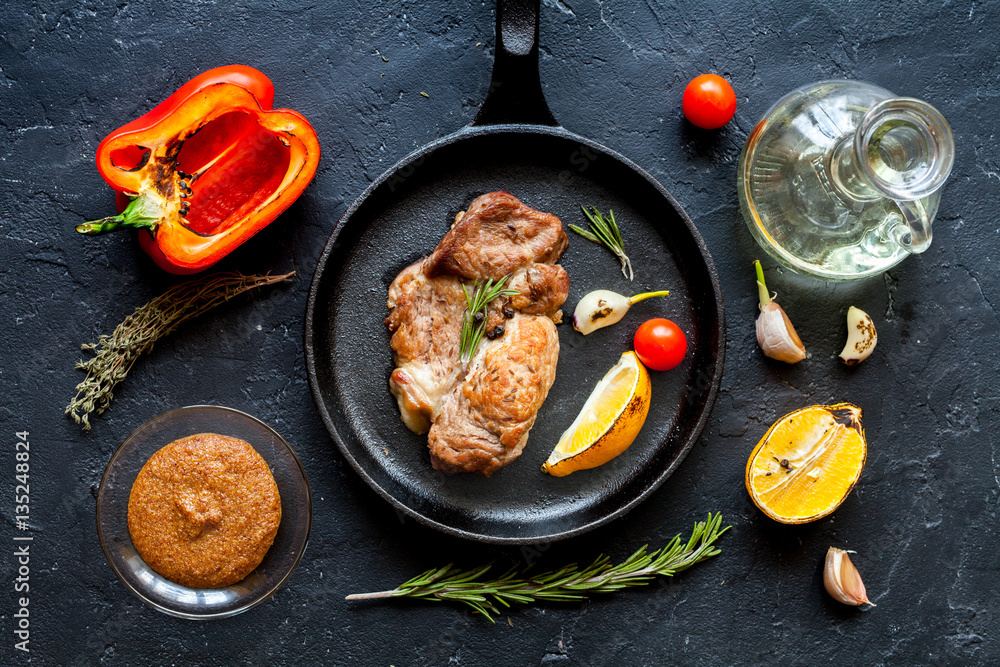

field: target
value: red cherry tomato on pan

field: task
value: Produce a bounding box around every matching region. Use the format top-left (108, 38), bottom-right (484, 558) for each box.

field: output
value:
top-left (634, 318), bottom-right (688, 371)
top-left (682, 74), bottom-right (736, 129)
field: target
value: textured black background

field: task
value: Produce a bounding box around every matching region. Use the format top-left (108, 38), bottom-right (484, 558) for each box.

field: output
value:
top-left (2, 1), bottom-right (998, 664)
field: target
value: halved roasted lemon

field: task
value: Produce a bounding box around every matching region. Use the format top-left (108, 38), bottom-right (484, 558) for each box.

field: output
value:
top-left (746, 403), bottom-right (867, 524)
top-left (542, 351), bottom-right (651, 477)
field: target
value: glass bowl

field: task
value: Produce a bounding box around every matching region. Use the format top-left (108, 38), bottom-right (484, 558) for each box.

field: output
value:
top-left (96, 405), bottom-right (312, 619)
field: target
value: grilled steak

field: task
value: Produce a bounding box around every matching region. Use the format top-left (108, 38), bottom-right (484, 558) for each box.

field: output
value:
top-left (385, 191), bottom-right (569, 476)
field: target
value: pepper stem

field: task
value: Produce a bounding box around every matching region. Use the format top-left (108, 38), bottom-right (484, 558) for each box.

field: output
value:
top-left (629, 290), bottom-right (670, 304)
top-left (754, 260), bottom-right (772, 308)
top-left (76, 194), bottom-right (160, 236)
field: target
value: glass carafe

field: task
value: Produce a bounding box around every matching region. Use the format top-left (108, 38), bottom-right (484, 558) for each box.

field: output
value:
top-left (737, 80), bottom-right (954, 280)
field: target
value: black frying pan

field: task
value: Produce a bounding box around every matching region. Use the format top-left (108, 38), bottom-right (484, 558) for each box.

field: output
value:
top-left (305, 0), bottom-right (724, 544)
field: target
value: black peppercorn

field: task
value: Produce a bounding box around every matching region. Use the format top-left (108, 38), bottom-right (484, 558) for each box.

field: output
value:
top-left (502, 306), bottom-right (514, 319)
top-left (492, 324), bottom-right (505, 338)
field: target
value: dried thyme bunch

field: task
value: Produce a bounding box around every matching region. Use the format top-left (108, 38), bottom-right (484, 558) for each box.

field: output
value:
top-left (66, 271), bottom-right (294, 430)
top-left (346, 513), bottom-right (729, 622)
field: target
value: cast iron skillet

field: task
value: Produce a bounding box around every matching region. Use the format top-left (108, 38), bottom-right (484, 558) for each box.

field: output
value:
top-left (305, 0), bottom-right (725, 544)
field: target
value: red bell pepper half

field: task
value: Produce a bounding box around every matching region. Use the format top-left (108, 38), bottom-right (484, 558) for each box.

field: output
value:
top-left (79, 65), bottom-right (320, 274)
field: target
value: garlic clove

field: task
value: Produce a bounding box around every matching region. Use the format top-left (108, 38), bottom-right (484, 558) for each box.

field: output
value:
top-left (824, 547), bottom-right (874, 607)
top-left (573, 290), bottom-right (631, 335)
top-left (756, 302), bottom-right (807, 363)
top-left (572, 290), bottom-right (669, 335)
top-left (753, 260), bottom-right (806, 364)
top-left (839, 306), bottom-right (877, 365)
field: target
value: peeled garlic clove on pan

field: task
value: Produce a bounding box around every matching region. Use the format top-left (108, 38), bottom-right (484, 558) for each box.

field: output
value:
top-left (839, 306), bottom-right (877, 365)
top-left (753, 261), bottom-right (806, 364)
top-left (573, 290), bottom-right (628, 334)
top-left (572, 289), bottom-right (669, 335)
top-left (824, 547), bottom-right (874, 607)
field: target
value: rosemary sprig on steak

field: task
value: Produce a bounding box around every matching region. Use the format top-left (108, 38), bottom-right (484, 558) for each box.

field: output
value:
top-left (346, 512), bottom-right (729, 622)
top-left (66, 271), bottom-right (294, 430)
top-left (570, 205), bottom-right (634, 281)
top-left (458, 276), bottom-right (519, 365)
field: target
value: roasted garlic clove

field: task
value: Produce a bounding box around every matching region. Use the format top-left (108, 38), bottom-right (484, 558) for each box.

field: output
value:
top-left (753, 261), bottom-right (806, 363)
top-left (824, 547), bottom-right (874, 607)
top-left (572, 289), bottom-right (668, 335)
top-left (840, 306), bottom-right (877, 365)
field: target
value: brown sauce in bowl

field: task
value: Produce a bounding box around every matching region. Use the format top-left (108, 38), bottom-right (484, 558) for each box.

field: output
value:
top-left (127, 433), bottom-right (281, 588)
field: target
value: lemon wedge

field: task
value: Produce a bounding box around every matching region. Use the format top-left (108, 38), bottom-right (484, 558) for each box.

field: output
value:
top-left (746, 403), bottom-right (867, 524)
top-left (542, 351), bottom-right (651, 477)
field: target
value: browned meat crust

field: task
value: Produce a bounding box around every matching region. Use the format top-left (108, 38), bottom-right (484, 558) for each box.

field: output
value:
top-left (425, 191), bottom-right (568, 281)
top-left (385, 191), bottom-right (569, 476)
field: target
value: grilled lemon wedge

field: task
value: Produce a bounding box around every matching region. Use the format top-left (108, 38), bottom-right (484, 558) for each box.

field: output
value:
top-left (542, 351), bottom-right (651, 477)
top-left (746, 403), bottom-right (866, 523)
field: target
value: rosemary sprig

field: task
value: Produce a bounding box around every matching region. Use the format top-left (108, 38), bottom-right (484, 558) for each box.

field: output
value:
top-left (346, 512), bottom-right (729, 622)
top-left (570, 205), bottom-right (634, 281)
top-left (66, 271), bottom-right (294, 430)
top-left (458, 276), bottom-right (519, 364)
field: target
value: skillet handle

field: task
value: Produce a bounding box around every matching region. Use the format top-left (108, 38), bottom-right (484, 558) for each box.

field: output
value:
top-left (472, 0), bottom-right (558, 127)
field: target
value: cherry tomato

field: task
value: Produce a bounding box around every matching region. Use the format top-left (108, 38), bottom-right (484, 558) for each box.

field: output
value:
top-left (682, 74), bottom-right (736, 129)
top-left (634, 318), bottom-right (687, 371)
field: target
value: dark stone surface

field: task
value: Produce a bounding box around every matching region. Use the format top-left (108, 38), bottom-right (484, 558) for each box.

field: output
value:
top-left (2, 0), bottom-right (998, 664)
